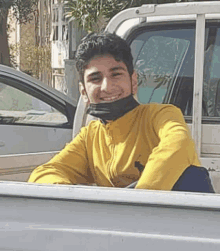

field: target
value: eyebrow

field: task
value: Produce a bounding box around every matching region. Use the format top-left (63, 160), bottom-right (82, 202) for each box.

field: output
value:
top-left (110, 66), bottom-right (126, 72)
top-left (87, 72), bottom-right (100, 78)
top-left (87, 66), bottom-right (126, 79)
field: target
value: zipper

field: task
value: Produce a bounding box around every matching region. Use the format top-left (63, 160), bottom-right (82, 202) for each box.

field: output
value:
top-left (106, 124), bottom-right (115, 186)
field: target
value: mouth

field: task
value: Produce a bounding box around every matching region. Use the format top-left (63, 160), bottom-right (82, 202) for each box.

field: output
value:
top-left (100, 94), bottom-right (121, 103)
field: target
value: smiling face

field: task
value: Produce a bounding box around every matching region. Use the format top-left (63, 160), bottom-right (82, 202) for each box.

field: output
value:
top-left (80, 54), bottom-right (138, 104)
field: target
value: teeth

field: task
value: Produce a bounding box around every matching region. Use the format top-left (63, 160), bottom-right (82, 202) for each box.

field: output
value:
top-left (102, 95), bottom-right (120, 102)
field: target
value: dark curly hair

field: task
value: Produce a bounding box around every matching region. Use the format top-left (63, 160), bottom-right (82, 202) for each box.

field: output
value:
top-left (75, 32), bottom-right (134, 83)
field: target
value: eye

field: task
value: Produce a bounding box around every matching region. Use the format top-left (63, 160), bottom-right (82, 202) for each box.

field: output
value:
top-left (112, 72), bottom-right (122, 77)
top-left (89, 76), bottom-right (102, 83)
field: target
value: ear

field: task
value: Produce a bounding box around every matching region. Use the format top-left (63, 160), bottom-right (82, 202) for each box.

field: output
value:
top-left (131, 70), bottom-right (138, 95)
top-left (79, 82), bottom-right (89, 104)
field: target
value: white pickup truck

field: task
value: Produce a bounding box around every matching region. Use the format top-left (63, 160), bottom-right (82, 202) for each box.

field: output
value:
top-left (1, 1), bottom-right (220, 250)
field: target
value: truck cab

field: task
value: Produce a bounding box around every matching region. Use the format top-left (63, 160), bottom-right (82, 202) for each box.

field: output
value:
top-left (74, 1), bottom-right (220, 192)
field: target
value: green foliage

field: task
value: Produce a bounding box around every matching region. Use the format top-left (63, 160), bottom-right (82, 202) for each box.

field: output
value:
top-left (10, 42), bottom-right (52, 78)
top-left (0, 0), bottom-right (38, 24)
top-left (0, 0), bottom-right (38, 67)
top-left (65, 0), bottom-right (219, 33)
top-left (12, 0), bottom-right (38, 24)
top-left (0, 0), bottom-right (14, 10)
top-left (64, 0), bottom-right (188, 32)
top-left (65, 0), bottom-right (104, 32)
top-left (65, 0), bottom-right (134, 32)
top-left (101, 0), bottom-right (132, 19)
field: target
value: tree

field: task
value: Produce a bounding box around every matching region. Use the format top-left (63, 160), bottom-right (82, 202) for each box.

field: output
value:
top-left (10, 41), bottom-right (52, 79)
top-left (0, 0), bottom-right (38, 66)
top-left (64, 0), bottom-right (186, 33)
top-left (64, 0), bottom-right (216, 33)
top-left (64, 0), bottom-right (106, 32)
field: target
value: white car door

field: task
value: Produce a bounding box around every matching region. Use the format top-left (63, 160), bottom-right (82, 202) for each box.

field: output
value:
top-left (0, 66), bottom-right (76, 181)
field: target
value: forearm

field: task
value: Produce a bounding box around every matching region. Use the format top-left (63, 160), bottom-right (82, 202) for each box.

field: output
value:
top-left (136, 106), bottom-right (200, 191)
top-left (28, 162), bottom-right (78, 184)
top-left (136, 134), bottom-right (198, 190)
top-left (28, 127), bottom-right (93, 185)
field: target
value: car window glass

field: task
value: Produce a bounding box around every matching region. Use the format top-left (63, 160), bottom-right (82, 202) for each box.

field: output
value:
top-left (203, 26), bottom-right (220, 118)
top-left (0, 82), bottom-right (67, 125)
top-left (131, 28), bottom-right (194, 105)
top-left (131, 23), bottom-right (195, 118)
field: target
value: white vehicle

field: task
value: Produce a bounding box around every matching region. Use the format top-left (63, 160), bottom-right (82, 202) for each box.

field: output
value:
top-left (74, 1), bottom-right (220, 193)
top-left (1, 2), bottom-right (220, 250)
top-left (0, 65), bottom-right (77, 180)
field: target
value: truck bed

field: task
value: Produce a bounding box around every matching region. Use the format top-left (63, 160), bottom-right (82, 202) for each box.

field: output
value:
top-left (0, 181), bottom-right (220, 250)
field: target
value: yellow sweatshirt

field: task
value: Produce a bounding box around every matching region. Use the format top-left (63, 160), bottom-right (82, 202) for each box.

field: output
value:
top-left (28, 103), bottom-right (201, 191)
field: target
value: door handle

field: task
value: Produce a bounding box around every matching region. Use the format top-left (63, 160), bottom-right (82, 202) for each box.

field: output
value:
top-left (0, 141), bottom-right (5, 147)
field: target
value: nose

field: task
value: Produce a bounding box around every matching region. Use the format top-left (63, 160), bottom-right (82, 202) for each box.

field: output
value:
top-left (100, 77), bottom-right (113, 92)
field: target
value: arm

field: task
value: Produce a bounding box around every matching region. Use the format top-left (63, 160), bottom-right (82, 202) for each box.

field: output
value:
top-left (28, 127), bottom-right (94, 185)
top-left (135, 105), bottom-right (200, 191)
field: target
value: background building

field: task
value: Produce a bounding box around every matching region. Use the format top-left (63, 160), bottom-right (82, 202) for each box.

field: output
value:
top-left (8, 0), bottom-right (69, 93)
top-left (51, 0), bottom-right (69, 93)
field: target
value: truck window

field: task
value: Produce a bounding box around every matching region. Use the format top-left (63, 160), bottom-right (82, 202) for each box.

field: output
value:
top-left (130, 26), bottom-right (195, 107)
top-left (203, 25), bottom-right (220, 119)
top-left (130, 23), bottom-right (220, 122)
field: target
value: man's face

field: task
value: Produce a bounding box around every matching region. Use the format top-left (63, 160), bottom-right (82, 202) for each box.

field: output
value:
top-left (80, 54), bottom-right (137, 104)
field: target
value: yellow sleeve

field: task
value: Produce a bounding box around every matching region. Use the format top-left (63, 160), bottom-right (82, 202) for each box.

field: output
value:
top-left (28, 127), bottom-right (93, 185)
top-left (135, 105), bottom-right (200, 191)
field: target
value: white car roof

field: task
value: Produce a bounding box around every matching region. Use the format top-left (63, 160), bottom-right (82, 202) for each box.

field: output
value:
top-left (116, 13), bottom-right (220, 38)
top-left (105, 1), bottom-right (220, 37)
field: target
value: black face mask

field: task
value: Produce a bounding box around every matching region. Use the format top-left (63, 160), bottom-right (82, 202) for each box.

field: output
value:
top-left (86, 94), bottom-right (139, 121)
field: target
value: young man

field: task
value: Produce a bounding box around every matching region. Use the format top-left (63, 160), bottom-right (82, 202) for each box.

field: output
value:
top-left (28, 32), bottom-right (214, 193)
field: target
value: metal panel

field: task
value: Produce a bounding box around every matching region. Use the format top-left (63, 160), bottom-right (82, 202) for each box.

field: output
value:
top-left (72, 95), bottom-right (87, 138)
top-left (201, 125), bottom-right (220, 155)
top-left (106, 2), bottom-right (220, 34)
top-left (0, 152), bottom-right (57, 182)
top-left (1, 151), bottom-right (57, 169)
top-left (0, 125), bottom-right (72, 155)
top-left (0, 182), bottom-right (219, 210)
top-left (1, 226), bottom-right (220, 251)
top-left (192, 14), bottom-right (205, 156)
top-left (0, 183), bottom-right (220, 250)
